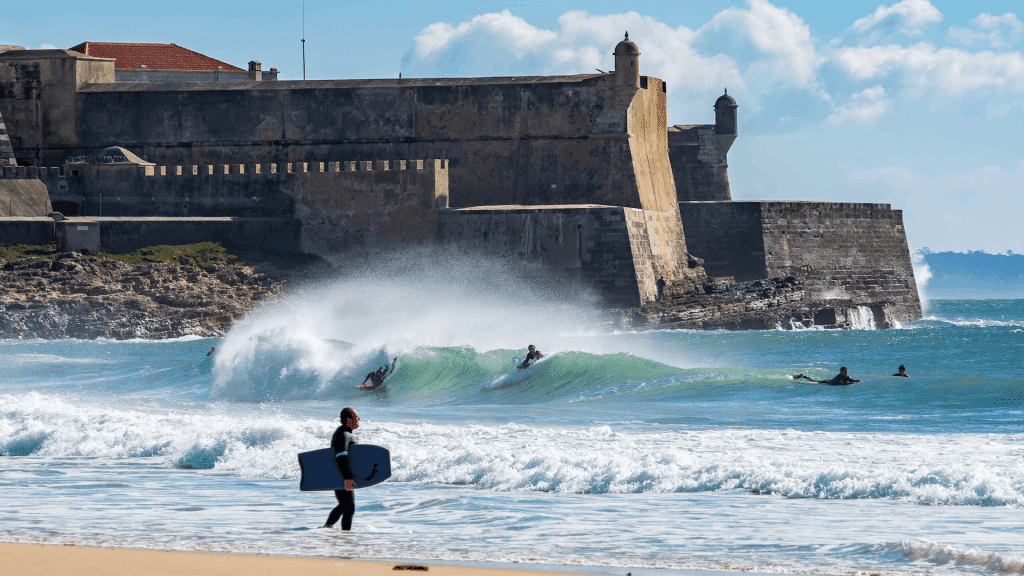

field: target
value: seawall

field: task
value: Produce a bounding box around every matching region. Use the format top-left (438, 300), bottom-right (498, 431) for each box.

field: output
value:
top-left (679, 201), bottom-right (921, 322)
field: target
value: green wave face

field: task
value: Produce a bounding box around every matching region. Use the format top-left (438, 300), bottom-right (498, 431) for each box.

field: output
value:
top-left (361, 348), bottom-right (691, 406)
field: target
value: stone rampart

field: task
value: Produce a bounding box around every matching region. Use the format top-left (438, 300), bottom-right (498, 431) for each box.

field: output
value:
top-left (667, 125), bottom-right (733, 201)
top-left (438, 205), bottom-right (685, 307)
top-left (679, 201), bottom-right (921, 321)
top-left (0, 165), bottom-right (52, 216)
top-left (0, 49), bottom-right (678, 218)
top-left (38, 158), bottom-right (448, 257)
top-left (95, 217), bottom-right (301, 255)
top-left (0, 217), bottom-right (53, 245)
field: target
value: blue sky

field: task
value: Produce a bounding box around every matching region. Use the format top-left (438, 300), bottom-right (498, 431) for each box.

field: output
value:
top-left (5, 0), bottom-right (1022, 254)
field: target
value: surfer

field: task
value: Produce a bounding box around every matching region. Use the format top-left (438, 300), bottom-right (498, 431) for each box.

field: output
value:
top-left (206, 346), bottom-right (215, 357)
top-left (517, 345), bottom-right (544, 370)
top-left (793, 367), bottom-right (861, 385)
top-left (892, 365), bottom-right (909, 377)
top-left (323, 407), bottom-right (359, 530)
top-left (358, 358), bottom-right (397, 390)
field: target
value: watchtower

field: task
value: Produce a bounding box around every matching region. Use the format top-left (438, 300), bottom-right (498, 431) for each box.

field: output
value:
top-left (613, 32), bottom-right (640, 87)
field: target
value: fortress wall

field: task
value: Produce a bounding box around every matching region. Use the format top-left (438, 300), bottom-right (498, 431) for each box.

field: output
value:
top-left (626, 78), bottom-right (677, 213)
top-left (67, 76), bottom-right (653, 210)
top-left (437, 206), bottom-right (646, 307)
top-left (679, 201), bottom-right (922, 321)
top-left (619, 77), bottom-right (690, 289)
top-left (667, 125), bottom-right (733, 202)
top-left (678, 202), bottom-right (766, 281)
top-left (0, 50), bottom-right (113, 165)
top-left (0, 217), bottom-right (54, 245)
top-left (0, 166), bottom-right (52, 216)
top-left (95, 217), bottom-right (302, 255)
top-left (759, 201), bottom-right (921, 320)
top-left (288, 159), bottom-right (448, 256)
top-left (52, 159), bottom-right (447, 257)
top-left (0, 68), bottom-right (676, 210)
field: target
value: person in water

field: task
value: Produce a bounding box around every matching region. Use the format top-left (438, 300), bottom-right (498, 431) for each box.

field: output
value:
top-left (360, 358), bottom-right (396, 389)
top-left (792, 367), bottom-right (861, 385)
top-left (518, 345), bottom-right (544, 369)
top-left (324, 407), bottom-right (359, 530)
top-left (893, 365), bottom-right (909, 377)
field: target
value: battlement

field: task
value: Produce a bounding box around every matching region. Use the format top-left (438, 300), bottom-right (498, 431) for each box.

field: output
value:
top-left (135, 159), bottom-right (449, 177)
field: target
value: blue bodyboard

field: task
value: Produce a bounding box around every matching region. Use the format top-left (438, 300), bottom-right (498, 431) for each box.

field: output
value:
top-left (298, 444), bottom-right (391, 491)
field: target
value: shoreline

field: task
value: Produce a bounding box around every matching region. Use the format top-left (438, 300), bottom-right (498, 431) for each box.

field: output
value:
top-left (0, 543), bottom-right (792, 576)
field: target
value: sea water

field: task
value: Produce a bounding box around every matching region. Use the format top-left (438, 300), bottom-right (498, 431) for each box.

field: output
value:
top-left (1, 258), bottom-right (1022, 576)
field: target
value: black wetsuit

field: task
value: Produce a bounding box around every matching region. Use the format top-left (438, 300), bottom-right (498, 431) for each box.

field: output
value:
top-left (325, 425), bottom-right (356, 530)
top-left (795, 373), bottom-right (860, 385)
top-left (821, 374), bottom-right (860, 386)
top-left (363, 366), bottom-right (390, 388)
top-left (519, 349), bottom-right (544, 369)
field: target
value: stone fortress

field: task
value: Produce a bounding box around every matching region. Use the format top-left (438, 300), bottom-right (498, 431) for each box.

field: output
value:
top-left (0, 35), bottom-right (921, 329)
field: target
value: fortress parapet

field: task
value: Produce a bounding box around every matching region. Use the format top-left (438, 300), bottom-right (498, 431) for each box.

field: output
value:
top-left (41, 157), bottom-right (449, 256)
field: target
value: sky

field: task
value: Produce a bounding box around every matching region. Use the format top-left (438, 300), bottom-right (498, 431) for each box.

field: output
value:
top-left (4, 0), bottom-right (1022, 254)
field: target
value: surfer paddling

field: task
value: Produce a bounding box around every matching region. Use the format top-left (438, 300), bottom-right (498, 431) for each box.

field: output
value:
top-left (893, 365), bottom-right (909, 377)
top-left (323, 407), bottom-right (360, 530)
top-left (357, 358), bottom-right (397, 390)
top-left (517, 345), bottom-right (544, 370)
top-left (792, 367), bottom-right (861, 386)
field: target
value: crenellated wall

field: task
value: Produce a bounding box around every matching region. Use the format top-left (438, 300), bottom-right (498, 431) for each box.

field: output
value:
top-left (41, 158), bottom-right (448, 257)
top-left (0, 49), bottom-right (677, 217)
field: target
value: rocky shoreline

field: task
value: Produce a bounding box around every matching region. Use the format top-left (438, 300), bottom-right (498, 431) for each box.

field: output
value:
top-left (0, 252), bottom-right (288, 340)
top-left (1, 251), bottom-right (897, 340)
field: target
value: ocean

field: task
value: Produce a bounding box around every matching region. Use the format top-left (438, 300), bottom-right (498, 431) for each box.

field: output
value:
top-left (1, 263), bottom-right (1022, 576)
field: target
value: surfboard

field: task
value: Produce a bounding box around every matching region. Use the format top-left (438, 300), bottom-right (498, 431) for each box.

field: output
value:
top-left (297, 444), bottom-right (392, 491)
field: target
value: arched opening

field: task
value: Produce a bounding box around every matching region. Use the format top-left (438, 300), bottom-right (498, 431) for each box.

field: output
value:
top-left (52, 201), bottom-right (79, 216)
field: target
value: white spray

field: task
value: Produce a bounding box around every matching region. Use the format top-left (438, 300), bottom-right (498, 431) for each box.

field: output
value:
top-left (211, 246), bottom-right (606, 400)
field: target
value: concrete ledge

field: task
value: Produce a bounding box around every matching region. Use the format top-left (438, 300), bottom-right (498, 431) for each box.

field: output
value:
top-left (94, 217), bottom-right (302, 255)
top-left (0, 217), bottom-right (55, 246)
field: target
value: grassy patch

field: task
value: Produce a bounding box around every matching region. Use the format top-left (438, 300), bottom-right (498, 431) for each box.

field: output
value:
top-left (0, 244), bottom-right (59, 261)
top-left (2, 242), bottom-right (239, 267)
top-left (104, 242), bottom-right (238, 267)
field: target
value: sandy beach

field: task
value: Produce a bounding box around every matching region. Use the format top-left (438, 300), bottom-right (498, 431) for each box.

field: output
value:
top-left (0, 543), bottom-right (608, 576)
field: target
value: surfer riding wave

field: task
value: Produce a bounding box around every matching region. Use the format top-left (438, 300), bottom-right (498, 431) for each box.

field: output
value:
top-left (357, 357), bottom-right (397, 390)
top-left (517, 345), bottom-right (544, 370)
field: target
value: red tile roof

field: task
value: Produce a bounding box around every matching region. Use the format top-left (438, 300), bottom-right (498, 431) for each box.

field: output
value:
top-left (68, 42), bottom-right (244, 71)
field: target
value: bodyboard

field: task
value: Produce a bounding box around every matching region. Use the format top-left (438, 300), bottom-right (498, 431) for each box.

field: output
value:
top-left (298, 444), bottom-right (392, 491)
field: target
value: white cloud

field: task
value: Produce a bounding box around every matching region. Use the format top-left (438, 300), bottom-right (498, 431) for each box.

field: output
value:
top-left (851, 0), bottom-right (943, 37)
top-left (700, 0), bottom-right (820, 86)
top-left (402, 9), bottom-right (746, 121)
top-left (827, 85), bottom-right (889, 124)
top-left (412, 11), bottom-right (557, 60)
top-left (948, 12), bottom-right (1024, 49)
top-left (37, 43), bottom-right (58, 50)
top-left (832, 43), bottom-right (1024, 95)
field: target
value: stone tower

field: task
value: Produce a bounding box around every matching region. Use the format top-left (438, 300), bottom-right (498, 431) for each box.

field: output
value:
top-left (613, 32), bottom-right (640, 87)
top-left (715, 88), bottom-right (738, 136)
top-left (0, 109), bottom-right (16, 167)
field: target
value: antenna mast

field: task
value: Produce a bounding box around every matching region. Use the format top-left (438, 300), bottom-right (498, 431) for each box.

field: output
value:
top-left (302, 0), bottom-right (306, 80)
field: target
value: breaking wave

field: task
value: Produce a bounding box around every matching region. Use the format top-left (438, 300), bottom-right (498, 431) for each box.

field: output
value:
top-left (4, 392), bottom-right (1023, 505)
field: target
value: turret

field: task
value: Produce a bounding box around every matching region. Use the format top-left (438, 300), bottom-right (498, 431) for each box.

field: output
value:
top-left (714, 88), bottom-right (738, 135)
top-left (613, 32), bottom-right (640, 87)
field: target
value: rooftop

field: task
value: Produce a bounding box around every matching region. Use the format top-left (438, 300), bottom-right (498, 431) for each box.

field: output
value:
top-left (68, 42), bottom-right (244, 71)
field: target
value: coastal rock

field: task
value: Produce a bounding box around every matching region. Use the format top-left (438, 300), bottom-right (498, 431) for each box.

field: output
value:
top-left (0, 252), bottom-right (285, 340)
top-left (624, 275), bottom-right (899, 331)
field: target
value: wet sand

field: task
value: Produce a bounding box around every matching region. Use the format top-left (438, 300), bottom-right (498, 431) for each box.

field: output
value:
top-left (0, 543), bottom-right (605, 576)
